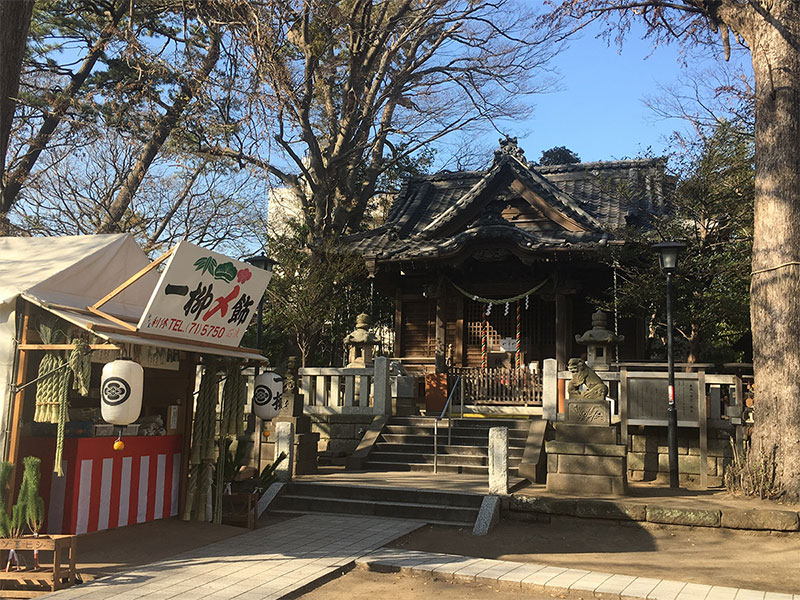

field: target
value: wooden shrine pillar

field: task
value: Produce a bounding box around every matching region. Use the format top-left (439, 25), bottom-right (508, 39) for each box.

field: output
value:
top-left (555, 293), bottom-right (572, 370)
top-left (434, 277), bottom-right (447, 373)
top-left (394, 289), bottom-right (403, 358)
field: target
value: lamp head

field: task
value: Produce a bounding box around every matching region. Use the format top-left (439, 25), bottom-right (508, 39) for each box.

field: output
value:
top-left (245, 254), bottom-right (277, 273)
top-left (652, 241), bottom-right (685, 273)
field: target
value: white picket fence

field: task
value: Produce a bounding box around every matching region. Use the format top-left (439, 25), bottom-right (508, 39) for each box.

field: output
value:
top-left (299, 356), bottom-right (391, 416)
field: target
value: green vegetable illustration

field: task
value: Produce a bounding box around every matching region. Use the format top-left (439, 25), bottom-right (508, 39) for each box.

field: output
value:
top-left (213, 262), bottom-right (237, 283)
top-left (193, 256), bottom-right (217, 276)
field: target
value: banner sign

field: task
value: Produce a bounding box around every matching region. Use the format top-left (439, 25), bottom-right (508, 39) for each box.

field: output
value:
top-left (137, 241), bottom-right (271, 347)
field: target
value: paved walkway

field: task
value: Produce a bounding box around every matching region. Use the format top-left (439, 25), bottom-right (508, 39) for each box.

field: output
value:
top-left (45, 514), bottom-right (791, 600)
top-left (357, 548), bottom-right (798, 600)
top-left (48, 515), bottom-right (422, 600)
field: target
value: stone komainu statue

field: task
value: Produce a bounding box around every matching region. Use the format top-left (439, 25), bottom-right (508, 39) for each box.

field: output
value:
top-left (567, 358), bottom-right (608, 401)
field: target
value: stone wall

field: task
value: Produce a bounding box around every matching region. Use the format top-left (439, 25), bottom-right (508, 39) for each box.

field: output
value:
top-left (627, 426), bottom-right (734, 487)
top-left (310, 414), bottom-right (373, 464)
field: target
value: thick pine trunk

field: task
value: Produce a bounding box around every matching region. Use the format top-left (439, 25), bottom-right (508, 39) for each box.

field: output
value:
top-left (748, 7), bottom-right (800, 501)
top-left (0, 0), bottom-right (34, 185)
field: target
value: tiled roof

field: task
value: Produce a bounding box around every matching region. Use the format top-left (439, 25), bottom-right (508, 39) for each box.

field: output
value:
top-left (344, 155), bottom-right (669, 262)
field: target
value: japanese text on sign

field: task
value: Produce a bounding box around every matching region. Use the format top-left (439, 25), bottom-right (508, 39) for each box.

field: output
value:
top-left (137, 241), bottom-right (271, 347)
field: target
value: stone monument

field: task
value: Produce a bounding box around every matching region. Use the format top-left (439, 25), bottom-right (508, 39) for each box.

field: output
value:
top-left (264, 356), bottom-right (319, 476)
top-left (574, 309), bottom-right (624, 371)
top-left (343, 313), bottom-right (380, 367)
top-left (545, 357), bottom-right (628, 495)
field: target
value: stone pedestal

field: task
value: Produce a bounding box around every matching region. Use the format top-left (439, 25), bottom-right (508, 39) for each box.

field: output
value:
top-left (260, 357), bottom-right (320, 476)
top-left (264, 414), bottom-right (319, 476)
top-left (546, 400), bottom-right (628, 496)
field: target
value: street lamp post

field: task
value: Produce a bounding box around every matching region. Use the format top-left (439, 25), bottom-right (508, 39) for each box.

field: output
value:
top-left (653, 241), bottom-right (685, 489)
top-left (244, 255), bottom-right (276, 375)
top-left (245, 254), bottom-right (276, 473)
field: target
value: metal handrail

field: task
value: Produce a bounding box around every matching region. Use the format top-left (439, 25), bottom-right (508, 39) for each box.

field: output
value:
top-left (433, 375), bottom-right (461, 474)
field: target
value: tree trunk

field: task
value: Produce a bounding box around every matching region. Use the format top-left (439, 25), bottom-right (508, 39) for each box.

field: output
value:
top-left (0, 0), bottom-right (34, 188)
top-left (1, 0), bottom-right (129, 216)
top-left (686, 323), bottom-right (700, 367)
top-left (748, 6), bottom-right (800, 501)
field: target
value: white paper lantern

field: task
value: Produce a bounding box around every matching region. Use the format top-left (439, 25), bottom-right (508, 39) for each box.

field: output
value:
top-left (253, 371), bottom-right (284, 420)
top-left (101, 359), bottom-right (144, 425)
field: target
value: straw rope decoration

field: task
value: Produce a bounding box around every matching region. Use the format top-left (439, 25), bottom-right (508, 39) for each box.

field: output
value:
top-left (68, 338), bottom-right (92, 397)
top-left (33, 320), bottom-right (72, 476)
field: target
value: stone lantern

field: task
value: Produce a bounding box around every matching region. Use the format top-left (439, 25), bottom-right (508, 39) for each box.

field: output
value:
top-left (574, 310), bottom-right (624, 371)
top-left (344, 313), bottom-right (380, 367)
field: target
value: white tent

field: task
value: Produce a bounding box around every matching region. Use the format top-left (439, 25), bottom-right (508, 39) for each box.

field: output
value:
top-left (0, 234), bottom-right (263, 458)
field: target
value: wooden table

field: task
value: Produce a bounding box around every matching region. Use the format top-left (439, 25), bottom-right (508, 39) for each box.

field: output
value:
top-left (0, 535), bottom-right (76, 597)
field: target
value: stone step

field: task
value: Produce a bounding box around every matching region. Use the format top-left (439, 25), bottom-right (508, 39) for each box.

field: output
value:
top-left (269, 508), bottom-right (474, 528)
top-left (384, 422), bottom-right (530, 436)
top-left (372, 442), bottom-right (525, 457)
top-left (364, 460), bottom-right (521, 477)
top-left (390, 416), bottom-right (533, 431)
top-left (369, 451), bottom-right (523, 467)
top-left (379, 432), bottom-right (528, 446)
top-left (280, 482), bottom-right (483, 508)
top-left (271, 495), bottom-right (480, 524)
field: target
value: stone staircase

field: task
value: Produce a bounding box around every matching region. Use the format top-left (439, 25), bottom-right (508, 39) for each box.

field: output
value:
top-left (268, 481), bottom-right (483, 526)
top-left (364, 416), bottom-right (531, 478)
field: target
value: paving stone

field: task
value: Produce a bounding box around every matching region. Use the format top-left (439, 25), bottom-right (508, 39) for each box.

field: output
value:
top-left (648, 580), bottom-right (688, 600)
top-left (621, 577), bottom-right (663, 599)
top-left (735, 591), bottom-right (766, 600)
top-left (474, 560), bottom-right (526, 583)
top-left (569, 571), bottom-right (614, 592)
top-left (520, 565), bottom-right (568, 586)
top-left (543, 568), bottom-right (591, 590)
top-left (707, 587), bottom-right (740, 600)
top-left (763, 593), bottom-right (793, 600)
top-left (452, 558), bottom-right (498, 581)
top-left (496, 562), bottom-right (548, 584)
top-left (594, 573), bottom-right (638, 595)
top-left (676, 583), bottom-right (713, 600)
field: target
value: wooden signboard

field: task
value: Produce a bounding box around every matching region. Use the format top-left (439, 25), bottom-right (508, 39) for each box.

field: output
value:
top-left (137, 241), bottom-right (271, 347)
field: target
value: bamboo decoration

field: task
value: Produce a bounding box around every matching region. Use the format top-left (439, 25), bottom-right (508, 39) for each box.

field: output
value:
top-left (220, 363), bottom-right (245, 437)
top-left (515, 300), bottom-right (522, 369)
top-left (0, 463), bottom-right (12, 538)
top-left (190, 361), bottom-right (219, 466)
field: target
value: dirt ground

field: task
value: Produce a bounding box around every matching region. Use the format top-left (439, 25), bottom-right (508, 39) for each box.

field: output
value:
top-left (296, 567), bottom-right (565, 600)
top-left (73, 511), bottom-right (800, 597)
top-left (385, 516), bottom-right (800, 594)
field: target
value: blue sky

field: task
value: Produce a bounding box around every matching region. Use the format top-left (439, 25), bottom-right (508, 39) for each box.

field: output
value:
top-left (496, 22), bottom-right (753, 164)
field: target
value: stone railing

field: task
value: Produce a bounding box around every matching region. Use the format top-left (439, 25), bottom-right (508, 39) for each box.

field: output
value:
top-left (299, 356), bottom-right (391, 416)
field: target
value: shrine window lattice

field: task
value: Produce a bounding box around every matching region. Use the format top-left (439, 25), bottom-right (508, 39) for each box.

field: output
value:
top-left (465, 297), bottom-right (556, 349)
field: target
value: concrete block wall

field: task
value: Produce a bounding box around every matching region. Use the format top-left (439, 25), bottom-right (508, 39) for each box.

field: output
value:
top-left (310, 414), bottom-right (373, 459)
top-left (627, 426), bottom-right (734, 487)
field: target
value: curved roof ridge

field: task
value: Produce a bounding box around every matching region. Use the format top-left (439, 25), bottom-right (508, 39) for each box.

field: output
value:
top-left (535, 157), bottom-right (667, 173)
